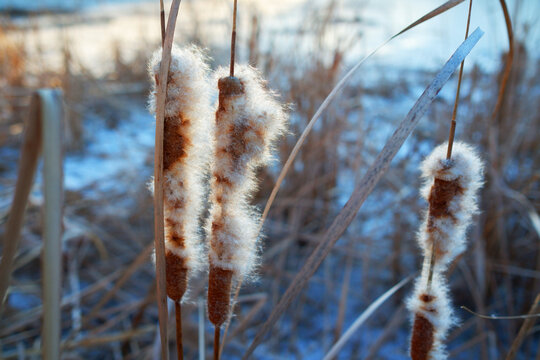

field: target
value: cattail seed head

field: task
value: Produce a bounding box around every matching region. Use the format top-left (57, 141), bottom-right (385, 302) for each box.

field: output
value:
top-left (207, 65), bottom-right (287, 326)
top-left (207, 64), bottom-right (287, 278)
top-left (408, 142), bottom-right (484, 359)
top-left (417, 141), bottom-right (484, 270)
top-left (408, 272), bottom-right (453, 360)
top-left (208, 265), bottom-right (234, 326)
top-left (148, 45), bottom-right (213, 302)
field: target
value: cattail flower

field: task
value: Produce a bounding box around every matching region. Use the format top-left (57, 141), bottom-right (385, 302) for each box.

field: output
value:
top-left (206, 65), bottom-right (287, 327)
top-left (417, 142), bottom-right (484, 271)
top-left (148, 45), bottom-right (213, 303)
top-left (408, 142), bottom-right (483, 360)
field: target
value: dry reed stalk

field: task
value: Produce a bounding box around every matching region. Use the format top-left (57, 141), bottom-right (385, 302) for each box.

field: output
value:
top-left (0, 94), bottom-right (42, 314)
top-left (446, 0), bottom-right (473, 159)
top-left (149, 43), bottom-right (212, 360)
top-left (485, 0), bottom-right (515, 335)
top-left (40, 89), bottom-right (64, 360)
top-left (408, 143), bottom-right (484, 360)
top-left (243, 28), bottom-right (484, 359)
top-left (152, 1), bottom-right (182, 359)
top-left (0, 89), bottom-right (63, 359)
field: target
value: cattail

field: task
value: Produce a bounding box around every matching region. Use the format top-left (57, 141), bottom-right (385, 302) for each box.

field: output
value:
top-left (206, 65), bottom-right (287, 328)
top-left (408, 142), bottom-right (483, 360)
top-left (148, 44), bottom-right (213, 303)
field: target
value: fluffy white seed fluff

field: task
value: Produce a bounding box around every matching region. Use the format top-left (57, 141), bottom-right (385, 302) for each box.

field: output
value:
top-left (417, 141), bottom-right (484, 270)
top-left (148, 44), bottom-right (213, 274)
top-left (207, 64), bottom-right (287, 278)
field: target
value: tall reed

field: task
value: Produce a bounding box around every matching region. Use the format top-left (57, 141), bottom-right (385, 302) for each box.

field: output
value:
top-left (408, 142), bottom-right (484, 360)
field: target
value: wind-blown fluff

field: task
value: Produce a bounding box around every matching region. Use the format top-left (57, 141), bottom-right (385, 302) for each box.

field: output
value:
top-left (148, 45), bottom-right (213, 302)
top-left (207, 65), bottom-right (287, 278)
top-left (408, 142), bottom-right (484, 360)
top-left (206, 65), bottom-right (287, 326)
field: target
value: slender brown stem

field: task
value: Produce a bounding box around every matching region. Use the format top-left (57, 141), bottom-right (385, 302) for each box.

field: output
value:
top-left (175, 301), bottom-right (183, 360)
top-left (214, 326), bottom-right (221, 360)
top-left (488, 0), bottom-right (514, 171)
top-left (230, 0), bottom-right (238, 77)
top-left (446, 0), bottom-right (473, 159)
top-left (160, 0), bottom-right (166, 46)
top-left (0, 94), bottom-right (42, 314)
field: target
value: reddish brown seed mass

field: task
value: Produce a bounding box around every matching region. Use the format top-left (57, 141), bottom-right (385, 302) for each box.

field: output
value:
top-left (420, 294), bottom-right (435, 303)
top-left (410, 314), bottom-right (435, 360)
top-left (427, 178), bottom-right (463, 220)
top-left (163, 115), bottom-right (191, 172)
top-left (165, 251), bottom-right (188, 302)
top-left (208, 265), bottom-right (234, 326)
top-left (218, 76), bottom-right (244, 99)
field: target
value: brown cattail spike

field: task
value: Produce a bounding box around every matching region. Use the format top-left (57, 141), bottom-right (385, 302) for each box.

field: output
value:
top-left (411, 313), bottom-right (435, 360)
top-left (208, 265), bottom-right (234, 326)
top-left (408, 142), bottom-right (484, 360)
top-left (218, 76), bottom-right (244, 99)
top-left (149, 44), bottom-right (212, 360)
top-left (165, 251), bottom-right (188, 302)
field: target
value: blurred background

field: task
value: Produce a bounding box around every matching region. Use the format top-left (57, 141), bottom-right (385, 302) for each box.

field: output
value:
top-left (1, 0), bottom-right (539, 358)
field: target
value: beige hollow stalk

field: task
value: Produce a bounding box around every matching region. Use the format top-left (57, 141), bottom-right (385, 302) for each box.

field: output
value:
top-left (148, 45), bottom-right (213, 303)
top-left (207, 65), bottom-right (287, 327)
top-left (408, 142), bottom-right (484, 360)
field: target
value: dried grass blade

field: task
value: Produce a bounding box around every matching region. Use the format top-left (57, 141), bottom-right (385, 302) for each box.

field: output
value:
top-left (243, 27), bottom-right (484, 359)
top-left (153, 1), bottom-right (182, 359)
top-left (39, 89), bottom-right (64, 360)
top-left (393, 0), bottom-right (465, 38)
top-left (323, 275), bottom-right (414, 360)
top-left (260, 0), bottom-right (466, 228)
top-left (0, 94), bottom-right (42, 314)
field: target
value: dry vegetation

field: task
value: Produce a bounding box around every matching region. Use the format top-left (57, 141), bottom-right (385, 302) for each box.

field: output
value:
top-left (0, 0), bottom-right (539, 359)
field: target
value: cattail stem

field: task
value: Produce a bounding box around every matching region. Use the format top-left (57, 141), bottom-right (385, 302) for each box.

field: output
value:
top-left (214, 326), bottom-right (221, 360)
top-left (160, 0), bottom-right (166, 46)
top-left (175, 301), bottom-right (183, 360)
top-left (446, 0), bottom-right (473, 160)
top-left (230, 0), bottom-right (238, 77)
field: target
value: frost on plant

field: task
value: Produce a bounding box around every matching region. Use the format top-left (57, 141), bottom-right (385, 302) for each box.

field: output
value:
top-left (408, 142), bottom-right (484, 360)
top-left (148, 45), bottom-right (213, 302)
